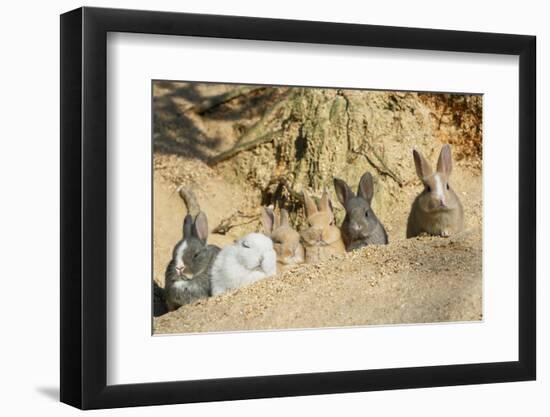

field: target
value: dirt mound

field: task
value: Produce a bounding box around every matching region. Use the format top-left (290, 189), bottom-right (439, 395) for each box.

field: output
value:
top-left (154, 229), bottom-right (481, 333)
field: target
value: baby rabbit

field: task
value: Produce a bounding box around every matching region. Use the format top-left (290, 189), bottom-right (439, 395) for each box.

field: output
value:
top-left (210, 233), bottom-right (277, 296)
top-left (333, 172), bottom-right (388, 251)
top-left (407, 144), bottom-right (464, 238)
top-left (300, 190), bottom-right (346, 263)
top-left (164, 212), bottom-right (220, 311)
top-left (262, 207), bottom-right (305, 271)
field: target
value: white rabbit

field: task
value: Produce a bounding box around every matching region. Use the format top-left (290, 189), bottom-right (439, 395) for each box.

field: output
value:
top-left (210, 233), bottom-right (277, 296)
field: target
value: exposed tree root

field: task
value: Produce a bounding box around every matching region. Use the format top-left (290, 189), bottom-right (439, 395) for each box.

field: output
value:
top-left (211, 211), bottom-right (260, 235)
top-left (209, 129), bottom-right (283, 165)
top-left (355, 146), bottom-right (404, 187)
top-left (233, 89), bottom-right (295, 145)
top-left (185, 86), bottom-right (265, 114)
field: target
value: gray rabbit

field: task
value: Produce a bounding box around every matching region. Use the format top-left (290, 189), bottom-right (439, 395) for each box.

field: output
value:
top-left (333, 172), bottom-right (389, 251)
top-left (164, 212), bottom-right (220, 311)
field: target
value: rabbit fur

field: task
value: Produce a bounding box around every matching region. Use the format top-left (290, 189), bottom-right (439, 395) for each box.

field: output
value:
top-left (300, 190), bottom-right (346, 263)
top-left (262, 207), bottom-right (305, 271)
top-left (407, 144), bottom-right (464, 238)
top-left (210, 233), bottom-right (277, 296)
top-left (164, 212), bottom-right (220, 311)
top-left (333, 172), bottom-right (388, 250)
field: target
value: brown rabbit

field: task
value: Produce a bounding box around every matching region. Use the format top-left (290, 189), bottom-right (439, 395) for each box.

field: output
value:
top-left (407, 144), bottom-right (464, 238)
top-left (300, 190), bottom-right (346, 263)
top-left (262, 207), bottom-right (305, 271)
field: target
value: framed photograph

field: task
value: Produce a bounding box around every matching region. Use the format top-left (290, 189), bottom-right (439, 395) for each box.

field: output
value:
top-left (60, 6), bottom-right (536, 409)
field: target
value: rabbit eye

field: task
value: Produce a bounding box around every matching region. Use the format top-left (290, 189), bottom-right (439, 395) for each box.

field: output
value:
top-left (426, 186), bottom-right (432, 192)
top-left (242, 242), bottom-right (250, 248)
top-left (446, 184), bottom-right (450, 190)
top-left (365, 210), bottom-right (369, 218)
top-left (193, 252), bottom-right (200, 259)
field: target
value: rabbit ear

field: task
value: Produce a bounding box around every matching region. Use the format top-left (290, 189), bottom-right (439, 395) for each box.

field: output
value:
top-left (320, 191), bottom-right (336, 224)
top-left (193, 212), bottom-right (209, 243)
top-left (262, 207), bottom-right (275, 234)
top-left (303, 190), bottom-right (318, 217)
top-left (279, 209), bottom-right (290, 227)
top-left (273, 211), bottom-right (281, 229)
top-left (437, 144), bottom-right (453, 176)
top-left (319, 190), bottom-right (333, 213)
top-left (333, 177), bottom-right (354, 206)
top-left (413, 149), bottom-right (433, 179)
top-left (183, 214), bottom-right (194, 238)
top-left (357, 172), bottom-right (374, 204)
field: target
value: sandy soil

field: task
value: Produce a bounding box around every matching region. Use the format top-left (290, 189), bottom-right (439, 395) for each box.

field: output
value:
top-left (152, 82), bottom-right (483, 334)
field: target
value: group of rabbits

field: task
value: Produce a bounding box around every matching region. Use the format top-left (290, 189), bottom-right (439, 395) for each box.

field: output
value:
top-left (164, 145), bottom-right (464, 312)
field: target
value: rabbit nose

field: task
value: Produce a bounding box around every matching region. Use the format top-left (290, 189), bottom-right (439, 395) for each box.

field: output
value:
top-left (351, 223), bottom-right (362, 232)
top-left (439, 199), bottom-right (447, 208)
top-left (315, 229), bottom-right (323, 241)
top-left (175, 265), bottom-right (185, 275)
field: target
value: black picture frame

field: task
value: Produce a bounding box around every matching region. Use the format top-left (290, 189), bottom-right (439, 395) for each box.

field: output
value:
top-left (60, 6), bottom-right (536, 410)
